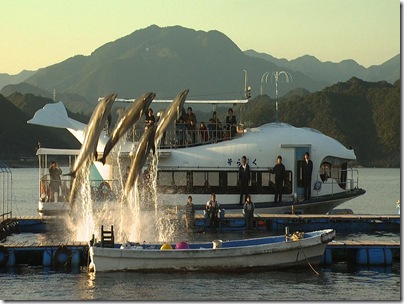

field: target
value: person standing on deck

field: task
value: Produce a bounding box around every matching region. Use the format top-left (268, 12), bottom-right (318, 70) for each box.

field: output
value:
top-left (185, 107), bottom-right (197, 144)
top-left (302, 152), bottom-right (313, 200)
top-left (185, 195), bottom-right (195, 230)
top-left (205, 193), bottom-right (220, 229)
top-left (243, 194), bottom-right (255, 230)
top-left (238, 156), bottom-right (250, 205)
top-left (270, 155), bottom-right (285, 203)
top-left (49, 161), bottom-right (62, 202)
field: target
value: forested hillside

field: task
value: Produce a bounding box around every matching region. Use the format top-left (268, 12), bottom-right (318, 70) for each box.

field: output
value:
top-left (242, 78), bottom-right (400, 167)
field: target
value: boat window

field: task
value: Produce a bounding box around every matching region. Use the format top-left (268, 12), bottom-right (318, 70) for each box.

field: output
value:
top-left (283, 171), bottom-right (293, 194)
top-left (320, 162), bottom-right (331, 182)
top-left (157, 171), bottom-right (174, 186)
top-left (339, 162), bottom-right (348, 189)
top-left (262, 172), bottom-right (270, 189)
top-left (227, 172), bottom-right (238, 186)
top-left (296, 160), bottom-right (304, 187)
top-left (207, 172), bottom-right (219, 186)
top-left (193, 172), bottom-right (207, 186)
top-left (157, 170), bottom-right (292, 195)
top-left (174, 172), bottom-right (187, 186)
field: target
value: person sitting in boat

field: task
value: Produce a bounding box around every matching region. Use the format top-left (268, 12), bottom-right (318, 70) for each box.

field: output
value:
top-left (222, 126), bottom-right (230, 141)
top-left (48, 161), bottom-right (62, 202)
top-left (145, 108), bottom-right (155, 126)
top-left (269, 155), bottom-right (286, 203)
top-left (207, 118), bottom-right (216, 142)
top-left (184, 195), bottom-right (195, 230)
top-left (175, 117), bottom-right (187, 146)
top-left (199, 122), bottom-right (209, 143)
top-left (225, 108), bottom-right (237, 138)
top-left (185, 107), bottom-right (197, 144)
top-left (210, 111), bottom-right (221, 141)
top-left (243, 194), bottom-right (255, 230)
top-left (205, 193), bottom-right (220, 229)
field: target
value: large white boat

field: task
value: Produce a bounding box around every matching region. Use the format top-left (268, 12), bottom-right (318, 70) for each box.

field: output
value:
top-left (28, 95), bottom-right (365, 215)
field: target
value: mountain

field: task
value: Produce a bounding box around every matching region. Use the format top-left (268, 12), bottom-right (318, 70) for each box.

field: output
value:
top-left (242, 77), bottom-right (400, 167)
top-left (4, 25), bottom-right (325, 114)
top-left (244, 50), bottom-right (400, 85)
top-left (0, 70), bottom-right (36, 90)
top-left (1, 82), bottom-right (94, 114)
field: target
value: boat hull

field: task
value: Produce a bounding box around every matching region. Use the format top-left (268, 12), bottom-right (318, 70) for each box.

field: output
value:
top-left (38, 200), bottom-right (70, 216)
top-left (89, 229), bottom-right (335, 272)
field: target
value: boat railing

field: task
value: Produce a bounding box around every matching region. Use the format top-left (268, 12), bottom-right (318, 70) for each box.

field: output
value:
top-left (121, 121), bottom-right (244, 149)
top-left (315, 168), bottom-right (360, 196)
top-left (39, 176), bottom-right (120, 203)
top-left (0, 160), bottom-right (13, 222)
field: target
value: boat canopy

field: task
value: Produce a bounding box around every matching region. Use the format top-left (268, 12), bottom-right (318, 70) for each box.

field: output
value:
top-left (36, 148), bottom-right (81, 156)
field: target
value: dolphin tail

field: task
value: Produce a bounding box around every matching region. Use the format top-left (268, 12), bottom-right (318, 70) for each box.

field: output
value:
top-left (63, 171), bottom-right (77, 178)
top-left (97, 156), bottom-right (106, 165)
top-left (68, 178), bottom-right (78, 208)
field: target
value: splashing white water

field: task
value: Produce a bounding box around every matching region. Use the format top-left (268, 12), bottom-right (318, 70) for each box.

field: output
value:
top-left (66, 138), bottom-right (181, 244)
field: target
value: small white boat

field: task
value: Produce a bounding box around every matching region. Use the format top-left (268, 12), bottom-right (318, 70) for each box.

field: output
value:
top-left (88, 228), bottom-right (336, 272)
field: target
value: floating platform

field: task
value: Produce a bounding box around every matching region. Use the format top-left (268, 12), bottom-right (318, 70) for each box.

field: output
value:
top-left (193, 213), bottom-right (400, 233)
top-left (0, 240), bottom-right (399, 270)
top-left (323, 240), bottom-right (400, 266)
top-left (0, 242), bottom-right (88, 270)
top-left (0, 214), bottom-right (400, 270)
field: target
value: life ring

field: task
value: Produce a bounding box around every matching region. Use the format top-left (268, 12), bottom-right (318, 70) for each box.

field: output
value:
top-left (54, 245), bottom-right (71, 268)
top-left (0, 245), bottom-right (9, 267)
top-left (98, 181), bottom-right (111, 199)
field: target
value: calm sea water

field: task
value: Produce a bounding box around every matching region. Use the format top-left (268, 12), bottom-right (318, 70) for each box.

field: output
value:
top-left (0, 167), bottom-right (401, 301)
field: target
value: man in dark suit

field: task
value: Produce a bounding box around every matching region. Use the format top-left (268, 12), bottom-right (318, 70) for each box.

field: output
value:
top-left (302, 152), bottom-right (313, 200)
top-left (238, 155), bottom-right (250, 205)
top-left (270, 155), bottom-right (285, 203)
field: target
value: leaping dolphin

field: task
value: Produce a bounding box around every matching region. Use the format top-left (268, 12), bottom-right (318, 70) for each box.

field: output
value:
top-left (68, 93), bottom-right (117, 207)
top-left (67, 93), bottom-right (117, 177)
top-left (124, 124), bottom-right (157, 197)
top-left (155, 89), bottom-right (189, 144)
top-left (99, 92), bottom-right (156, 165)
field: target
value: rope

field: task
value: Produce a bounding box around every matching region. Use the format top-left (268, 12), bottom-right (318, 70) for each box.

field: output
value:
top-left (287, 232), bottom-right (320, 275)
top-left (298, 241), bottom-right (320, 275)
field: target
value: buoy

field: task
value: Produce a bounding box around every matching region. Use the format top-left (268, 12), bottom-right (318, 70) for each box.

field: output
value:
top-left (160, 243), bottom-right (173, 250)
top-left (6, 249), bottom-right (15, 267)
top-left (54, 245), bottom-right (72, 268)
top-left (0, 245), bottom-right (9, 267)
top-left (175, 241), bottom-right (190, 249)
top-left (42, 248), bottom-right (52, 267)
top-left (71, 248), bottom-right (81, 268)
top-left (320, 248), bottom-right (332, 265)
top-left (356, 248), bottom-right (392, 265)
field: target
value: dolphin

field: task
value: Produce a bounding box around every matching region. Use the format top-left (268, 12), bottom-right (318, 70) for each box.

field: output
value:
top-left (67, 93), bottom-right (117, 177)
top-left (67, 93), bottom-right (117, 207)
top-left (124, 124), bottom-right (157, 197)
top-left (155, 89), bottom-right (189, 144)
top-left (99, 92), bottom-right (156, 165)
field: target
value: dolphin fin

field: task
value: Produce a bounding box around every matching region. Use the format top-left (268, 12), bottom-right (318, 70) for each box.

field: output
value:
top-left (27, 101), bottom-right (86, 131)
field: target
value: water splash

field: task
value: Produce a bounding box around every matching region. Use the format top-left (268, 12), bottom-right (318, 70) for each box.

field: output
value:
top-left (67, 138), bottom-right (181, 244)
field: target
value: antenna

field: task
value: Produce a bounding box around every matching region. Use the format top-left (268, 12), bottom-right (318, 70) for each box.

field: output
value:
top-left (269, 71), bottom-right (293, 123)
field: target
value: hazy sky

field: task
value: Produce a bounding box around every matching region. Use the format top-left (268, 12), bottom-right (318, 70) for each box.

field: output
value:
top-left (0, 0), bottom-right (400, 74)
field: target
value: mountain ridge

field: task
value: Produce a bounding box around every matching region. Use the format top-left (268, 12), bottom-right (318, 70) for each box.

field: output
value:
top-left (244, 50), bottom-right (399, 84)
